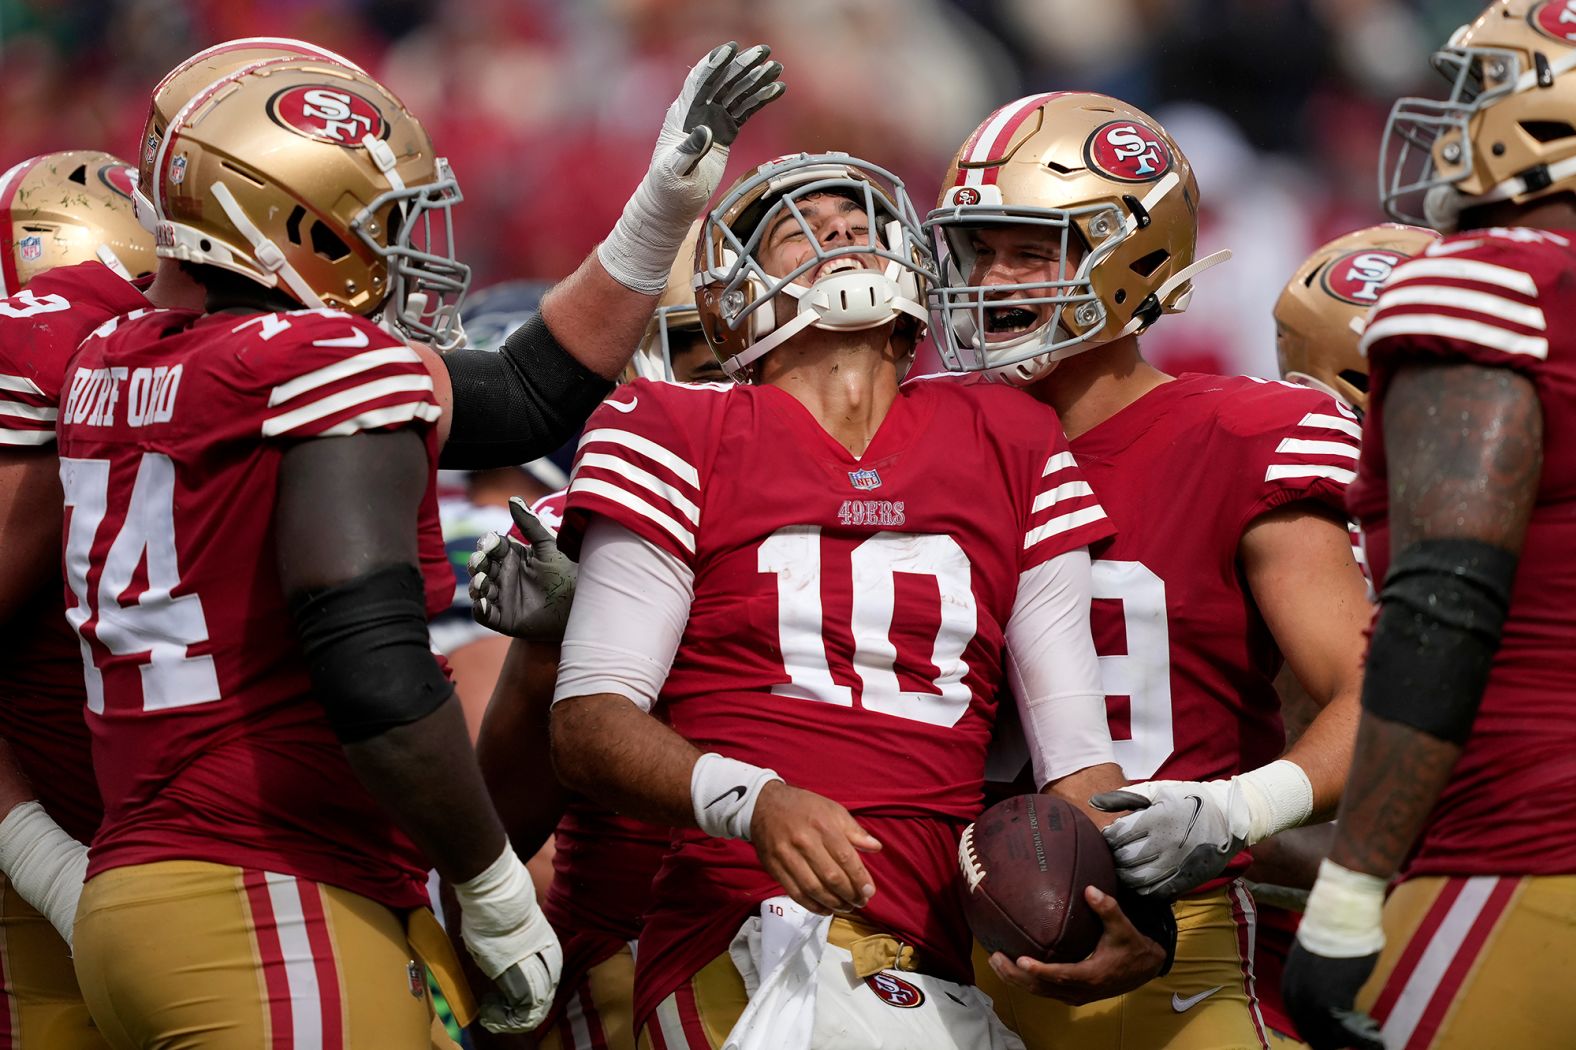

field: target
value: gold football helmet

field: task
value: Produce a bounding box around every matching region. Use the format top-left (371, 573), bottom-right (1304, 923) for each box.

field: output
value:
top-left (629, 220), bottom-right (706, 382)
top-left (1274, 224), bottom-right (1439, 414)
top-left (151, 58), bottom-right (469, 346)
top-left (0, 150), bottom-right (154, 295)
top-left (694, 152), bottom-right (935, 383)
top-left (1382, 0), bottom-right (1576, 228)
top-left (926, 92), bottom-right (1227, 384)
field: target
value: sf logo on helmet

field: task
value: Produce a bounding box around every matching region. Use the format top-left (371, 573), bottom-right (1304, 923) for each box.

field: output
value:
top-left (269, 86), bottom-right (389, 147)
top-left (1322, 249), bottom-right (1408, 305)
top-left (1530, 0), bottom-right (1576, 43)
top-left (1084, 121), bottom-right (1172, 183)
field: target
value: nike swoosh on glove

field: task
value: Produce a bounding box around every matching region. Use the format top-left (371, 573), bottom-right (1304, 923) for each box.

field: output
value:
top-left (468, 496), bottom-right (577, 640)
top-left (454, 846), bottom-right (563, 1034)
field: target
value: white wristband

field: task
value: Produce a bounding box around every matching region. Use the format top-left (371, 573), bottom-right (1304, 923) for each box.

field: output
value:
top-left (1297, 858), bottom-right (1388, 958)
top-left (0, 801), bottom-right (89, 946)
top-left (691, 752), bottom-right (781, 842)
top-left (451, 841), bottom-right (544, 979)
top-left (1238, 758), bottom-right (1315, 844)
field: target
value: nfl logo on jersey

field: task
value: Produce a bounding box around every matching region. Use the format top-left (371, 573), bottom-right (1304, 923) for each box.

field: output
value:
top-left (19, 236), bottom-right (41, 262)
top-left (848, 468), bottom-right (882, 490)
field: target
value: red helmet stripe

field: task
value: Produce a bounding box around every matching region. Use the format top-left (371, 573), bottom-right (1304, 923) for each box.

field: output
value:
top-left (0, 155), bottom-right (44, 295)
top-left (957, 92), bottom-right (1063, 187)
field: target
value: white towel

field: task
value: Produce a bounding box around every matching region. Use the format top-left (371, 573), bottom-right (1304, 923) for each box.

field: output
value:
top-left (723, 897), bottom-right (830, 1050)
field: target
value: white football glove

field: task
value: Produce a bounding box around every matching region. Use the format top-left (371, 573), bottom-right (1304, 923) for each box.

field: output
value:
top-left (469, 497), bottom-right (577, 640)
top-left (0, 801), bottom-right (90, 947)
top-left (1091, 759), bottom-right (1313, 898)
top-left (597, 41), bottom-right (786, 294)
top-left (452, 844), bottom-right (563, 1034)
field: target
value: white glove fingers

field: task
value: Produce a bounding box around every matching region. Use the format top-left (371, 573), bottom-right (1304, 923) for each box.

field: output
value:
top-left (717, 56), bottom-right (779, 111)
top-left (468, 570), bottom-right (489, 604)
top-left (731, 80), bottom-right (786, 125)
top-left (1100, 815), bottom-right (1152, 849)
top-left (689, 41), bottom-right (740, 103)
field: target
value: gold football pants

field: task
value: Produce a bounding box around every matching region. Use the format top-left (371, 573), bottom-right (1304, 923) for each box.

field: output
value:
top-left (0, 872), bottom-right (108, 1048)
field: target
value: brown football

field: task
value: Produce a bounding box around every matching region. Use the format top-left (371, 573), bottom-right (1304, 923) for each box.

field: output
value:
top-left (958, 793), bottom-right (1117, 963)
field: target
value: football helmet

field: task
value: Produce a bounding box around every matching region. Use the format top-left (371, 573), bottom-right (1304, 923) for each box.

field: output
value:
top-left (693, 152), bottom-right (934, 383)
top-left (151, 58), bottom-right (470, 347)
top-left (1381, 0), bottom-right (1576, 228)
top-left (135, 38), bottom-right (362, 232)
top-left (630, 219), bottom-right (705, 382)
top-left (459, 279), bottom-right (550, 352)
top-left (1274, 224), bottom-right (1439, 414)
top-left (926, 92), bottom-right (1227, 385)
top-left (0, 150), bottom-right (155, 295)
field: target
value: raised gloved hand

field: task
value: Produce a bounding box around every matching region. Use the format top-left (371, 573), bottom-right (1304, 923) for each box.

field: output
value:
top-left (1091, 759), bottom-right (1313, 897)
top-left (598, 42), bottom-right (786, 294)
top-left (1282, 859), bottom-right (1387, 1050)
top-left (452, 844), bottom-right (563, 1034)
top-left (469, 496), bottom-right (576, 640)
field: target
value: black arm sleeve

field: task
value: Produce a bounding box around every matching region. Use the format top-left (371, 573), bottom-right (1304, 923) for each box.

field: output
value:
top-left (439, 313), bottom-right (614, 469)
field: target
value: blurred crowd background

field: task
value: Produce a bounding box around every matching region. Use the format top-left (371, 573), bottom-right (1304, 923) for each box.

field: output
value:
top-left (0, 0), bottom-right (1483, 379)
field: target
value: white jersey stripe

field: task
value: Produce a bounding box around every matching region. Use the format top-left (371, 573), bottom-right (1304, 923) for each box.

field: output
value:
top-left (260, 374), bottom-right (435, 436)
top-left (1386, 257), bottom-right (1538, 295)
top-left (655, 993), bottom-right (692, 1050)
top-left (1273, 437), bottom-right (1359, 459)
top-left (1360, 314), bottom-right (1549, 360)
top-left (263, 872), bottom-right (325, 1050)
top-left (1374, 284), bottom-right (1546, 331)
top-left (1264, 463), bottom-right (1357, 485)
top-left (574, 451), bottom-right (700, 525)
top-left (0, 399), bottom-right (56, 421)
top-left (0, 429), bottom-right (53, 446)
top-left (1031, 480), bottom-right (1095, 514)
top-left (564, 983), bottom-right (594, 1050)
top-left (1381, 876), bottom-right (1500, 1050)
top-left (570, 477), bottom-right (696, 554)
top-left (267, 345), bottom-right (424, 406)
top-left (1041, 451), bottom-right (1078, 477)
top-left (1023, 505), bottom-right (1107, 550)
top-left (314, 401), bottom-right (442, 437)
top-left (0, 374), bottom-right (44, 396)
top-left (580, 427), bottom-right (701, 488)
top-left (1298, 412), bottom-right (1363, 440)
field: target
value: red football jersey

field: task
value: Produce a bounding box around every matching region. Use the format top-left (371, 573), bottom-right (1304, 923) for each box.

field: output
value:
top-left (56, 305), bottom-right (447, 908)
top-left (1067, 374), bottom-right (1355, 793)
top-left (0, 261), bottom-right (149, 841)
top-left (1350, 227), bottom-right (1576, 878)
top-left (558, 375), bottom-right (1113, 1024)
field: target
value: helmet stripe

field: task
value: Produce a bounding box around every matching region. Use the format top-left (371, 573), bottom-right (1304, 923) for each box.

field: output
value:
top-left (958, 92), bottom-right (1061, 187)
top-left (0, 156), bottom-right (44, 296)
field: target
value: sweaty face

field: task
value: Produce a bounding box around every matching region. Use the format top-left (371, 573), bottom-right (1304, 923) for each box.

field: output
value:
top-left (758, 191), bottom-right (882, 287)
top-left (960, 224), bottom-right (1085, 343)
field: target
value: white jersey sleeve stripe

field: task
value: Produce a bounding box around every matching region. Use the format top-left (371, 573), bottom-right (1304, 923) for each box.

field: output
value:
top-left (573, 451), bottom-right (701, 525)
top-left (1023, 505), bottom-right (1108, 550)
top-left (0, 400), bottom-right (56, 422)
top-left (1386, 257), bottom-right (1538, 296)
top-left (1041, 451), bottom-right (1078, 477)
top-left (568, 477), bottom-right (696, 554)
top-left (1264, 463), bottom-right (1357, 485)
top-left (267, 346), bottom-right (425, 406)
top-left (1374, 285), bottom-right (1545, 331)
top-left (0, 429), bottom-right (54, 446)
top-left (579, 427), bottom-right (701, 488)
top-left (315, 401), bottom-right (442, 437)
top-left (1298, 412), bottom-right (1363, 439)
top-left (1359, 315), bottom-right (1549, 360)
top-left (1030, 480), bottom-right (1095, 514)
top-left (0, 374), bottom-right (44, 396)
top-left (260, 374), bottom-right (435, 436)
top-left (1274, 437), bottom-right (1360, 459)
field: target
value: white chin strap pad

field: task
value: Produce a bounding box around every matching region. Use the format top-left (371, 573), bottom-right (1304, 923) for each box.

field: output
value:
top-left (723, 269), bottom-right (925, 378)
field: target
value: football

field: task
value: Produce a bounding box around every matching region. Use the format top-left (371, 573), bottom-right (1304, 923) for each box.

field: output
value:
top-left (958, 794), bottom-right (1117, 963)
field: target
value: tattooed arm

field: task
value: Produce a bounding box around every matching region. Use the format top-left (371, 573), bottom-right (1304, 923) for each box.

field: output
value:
top-left (1327, 361), bottom-right (1541, 879)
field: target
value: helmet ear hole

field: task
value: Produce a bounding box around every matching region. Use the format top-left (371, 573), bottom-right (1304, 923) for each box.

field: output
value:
top-left (68, 164), bottom-right (88, 185)
top-left (285, 205), bottom-right (307, 245)
top-left (1130, 248), bottom-right (1169, 278)
top-left (310, 221), bottom-right (350, 262)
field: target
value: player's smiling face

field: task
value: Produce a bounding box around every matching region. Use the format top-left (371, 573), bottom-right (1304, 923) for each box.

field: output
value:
top-left (759, 191), bottom-right (880, 288)
top-left (964, 224), bottom-right (1085, 343)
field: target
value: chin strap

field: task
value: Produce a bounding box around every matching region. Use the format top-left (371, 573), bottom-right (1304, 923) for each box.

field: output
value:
top-left (1115, 249), bottom-right (1233, 340)
top-left (209, 180), bottom-right (326, 309)
top-left (96, 246), bottom-right (133, 280)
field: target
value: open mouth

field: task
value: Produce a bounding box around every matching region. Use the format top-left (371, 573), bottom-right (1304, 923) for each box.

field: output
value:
top-left (985, 304), bottom-right (1040, 335)
top-left (812, 257), bottom-right (868, 281)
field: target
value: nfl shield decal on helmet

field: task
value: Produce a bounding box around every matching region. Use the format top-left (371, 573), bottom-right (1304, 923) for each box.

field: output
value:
top-left (866, 972), bottom-right (925, 1009)
top-left (169, 155), bottom-right (187, 185)
top-left (1084, 120), bottom-right (1173, 183)
top-left (19, 236), bottom-right (42, 263)
top-left (1321, 248), bottom-right (1409, 305)
top-left (848, 468), bottom-right (882, 490)
top-left (268, 85), bottom-right (389, 147)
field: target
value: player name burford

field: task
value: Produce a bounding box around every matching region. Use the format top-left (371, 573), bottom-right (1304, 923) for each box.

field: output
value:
top-left (63, 363), bottom-right (184, 429)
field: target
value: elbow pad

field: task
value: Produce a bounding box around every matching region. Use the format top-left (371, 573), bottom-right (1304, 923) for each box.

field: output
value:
top-left (440, 313), bottom-right (613, 469)
top-left (289, 564), bottom-right (455, 744)
top-left (1362, 538), bottom-right (1517, 745)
